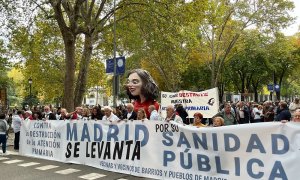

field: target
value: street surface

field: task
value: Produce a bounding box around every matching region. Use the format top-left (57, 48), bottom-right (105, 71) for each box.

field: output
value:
top-left (0, 133), bottom-right (154, 180)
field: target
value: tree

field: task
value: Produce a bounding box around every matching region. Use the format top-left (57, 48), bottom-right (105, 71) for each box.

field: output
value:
top-left (267, 33), bottom-right (300, 100)
top-left (9, 17), bottom-right (65, 104)
top-left (114, 0), bottom-right (207, 92)
top-left (228, 30), bottom-right (271, 101)
top-left (196, 0), bottom-right (294, 89)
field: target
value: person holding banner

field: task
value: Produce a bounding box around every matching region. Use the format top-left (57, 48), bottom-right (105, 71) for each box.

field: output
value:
top-left (102, 106), bottom-right (120, 122)
top-left (282, 109), bottom-right (300, 123)
top-left (126, 69), bottom-right (159, 119)
top-left (137, 108), bottom-right (148, 121)
top-left (165, 105), bottom-right (183, 124)
top-left (293, 110), bottom-right (300, 122)
top-left (42, 106), bottom-right (57, 120)
top-left (148, 105), bottom-right (159, 120)
top-left (58, 108), bottom-right (69, 120)
top-left (91, 106), bottom-right (103, 120)
top-left (212, 116), bottom-right (225, 127)
top-left (192, 112), bottom-right (206, 127)
top-left (124, 103), bottom-right (137, 120)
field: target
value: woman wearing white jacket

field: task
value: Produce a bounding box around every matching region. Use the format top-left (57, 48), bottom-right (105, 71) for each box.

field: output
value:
top-left (12, 110), bottom-right (23, 150)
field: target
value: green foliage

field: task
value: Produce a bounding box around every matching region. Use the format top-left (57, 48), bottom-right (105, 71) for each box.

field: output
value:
top-left (228, 30), bottom-right (270, 90)
top-left (1, 0), bottom-right (300, 104)
top-left (195, 0), bottom-right (295, 87)
top-left (9, 16), bottom-right (65, 104)
top-left (22, 94), bottom-right (40, 107)
top-left (0, 40), bottom-right (10, 87)
top-left (103, 0), bottom-right (208, 92)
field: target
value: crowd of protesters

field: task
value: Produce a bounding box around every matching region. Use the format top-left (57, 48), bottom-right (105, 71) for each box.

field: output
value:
top-left (1, 97), bottom-right (300, 155)
top-left (215, 98), bottom-right (300, 124)
top-left (3, 68), bottom-right (299, 156)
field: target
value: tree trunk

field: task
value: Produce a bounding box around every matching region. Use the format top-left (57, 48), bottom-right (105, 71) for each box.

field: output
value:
top-left (240, 76), bottom-right (245, 101)
top-left (74, 35), bottom-right (94, 107)
top-left (211, 62), bottom-right (216, 88)
top-left (62, 35), bottom-right (76, 112)
top-left (49, 0), bottom-right (77, 112)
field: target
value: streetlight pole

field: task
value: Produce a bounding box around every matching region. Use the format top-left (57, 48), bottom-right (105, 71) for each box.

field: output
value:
top-left (96, 86), bottom-right (99, 106)
top-left (112, 0), bottom-right (119, 108)
top-left (28, 77), bottom-right (32, 107)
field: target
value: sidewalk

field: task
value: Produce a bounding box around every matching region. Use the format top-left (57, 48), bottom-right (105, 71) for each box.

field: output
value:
top-left (0, 131), bottom-right (18, 155)
top-left (6, 131), bottom-right (14, 146)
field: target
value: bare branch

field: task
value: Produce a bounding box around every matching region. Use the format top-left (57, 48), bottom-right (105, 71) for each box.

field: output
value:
top-left (87, 0), bottom-right (96, 21)
top-left (94, 0), bottom-right (106, 21)
top-left (32, 1), bottom-right (53, 19)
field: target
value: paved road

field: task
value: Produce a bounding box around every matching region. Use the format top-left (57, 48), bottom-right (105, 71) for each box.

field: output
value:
top-left (0, 133), bottom-right (154, 180)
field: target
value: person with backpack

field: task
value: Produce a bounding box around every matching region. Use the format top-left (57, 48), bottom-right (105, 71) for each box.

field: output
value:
top-left (0, 113), bottom-right (9, 155)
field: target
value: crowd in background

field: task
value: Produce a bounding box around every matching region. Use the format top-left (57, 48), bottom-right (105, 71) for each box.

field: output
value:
top-left (2, 97), bottom-right (299, 126)
top-left (3, 69), bottom-right (299, 156)
top-left (1, 97), bottom-right (300, 155)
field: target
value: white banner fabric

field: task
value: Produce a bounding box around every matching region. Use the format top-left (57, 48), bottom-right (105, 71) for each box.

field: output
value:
top-left (160, 88), bottom-right (219, 118)
top-left (20, 120), bottom-right (300, 180)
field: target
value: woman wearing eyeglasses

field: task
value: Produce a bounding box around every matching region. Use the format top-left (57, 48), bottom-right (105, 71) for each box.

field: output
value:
top-left (292, 109), bottom-right (300, 122)
top-left (125, 69), bottom-right (160, 119)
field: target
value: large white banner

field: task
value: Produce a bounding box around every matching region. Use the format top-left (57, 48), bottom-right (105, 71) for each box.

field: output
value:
top-left (20, 120), bottom-right (300, 180)
top-left (161, 88), bottom-right (219, 118)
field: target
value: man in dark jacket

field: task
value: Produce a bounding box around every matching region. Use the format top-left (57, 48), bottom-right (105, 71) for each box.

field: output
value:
top-left (124, 103), bottom-right (137, 120)
top-left (42, 106), bottom-right (57, 120)
top-left (276, 101), bottom-right (291, 121)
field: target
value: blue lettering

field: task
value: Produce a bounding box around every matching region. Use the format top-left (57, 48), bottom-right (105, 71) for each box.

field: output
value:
top-left (235, 157), bottom-right (240, 176)
top-left (197, 154), bottom-right (211, 171)
top-left (272, 134), bottom-right (289, 154)
top-left (135, 124), bottom-right (149, 147)
top-left (215, 156), bottom-right (229, 174)
top-left (66, 123), bottom-right (78, 141)
top-left (177, 132), bottom-right (191, 148)
top-left (163, 151), bottom-right (175, 166)
top-left (81, 123), bottom-right (91, 142)
top-left (224, 133), bottom-right (240, 151)
top-left (192, 133), bottom-right (207, 150)
top-left (94, 124), bottom-right (103, 141)
top-left (212, 133), bottom-right (218, 151)
top-left (107, 125), bottom-right (119, 141)
top-left (125, 124), bottom-right (129, 141)
top-left (269, 161), bottom-right (287, 180)
top-left (246, 134), bottom-right (266, 153)
top-left (247, 158), bottom-right (264, 179)
top-left (162, 132), bottom-right (173, 146)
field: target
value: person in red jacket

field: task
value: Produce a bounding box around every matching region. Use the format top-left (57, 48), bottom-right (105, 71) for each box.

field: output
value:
top-left (125, 69), bottom-right (160, 119)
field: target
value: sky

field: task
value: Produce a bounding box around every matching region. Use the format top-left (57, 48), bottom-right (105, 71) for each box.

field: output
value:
top-left (282, 0), bottom-right (300, 36)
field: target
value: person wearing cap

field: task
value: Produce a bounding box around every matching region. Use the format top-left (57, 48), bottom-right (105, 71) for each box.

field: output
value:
top-left (289, 98), bottom-right (300, 118)
top-left (24, 110), bottom-right (33, 120)
top-left (102, 106), bottom-right (120, 122)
